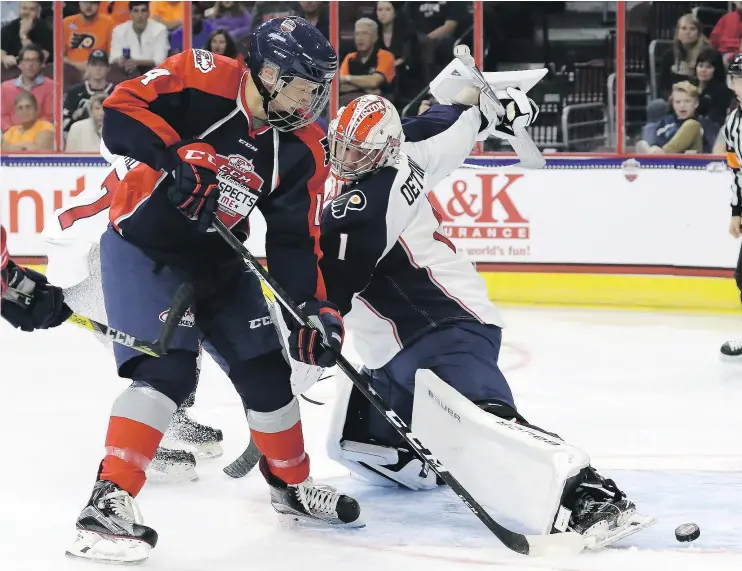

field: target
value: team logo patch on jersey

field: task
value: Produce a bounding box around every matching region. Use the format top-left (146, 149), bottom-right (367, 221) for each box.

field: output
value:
top-left (193, 49), bottom-right (217, 73)
top-left (70, 32), bottom-right (96, 50)
top-left (331, 190), bottom-right (367, 218)
top-left (159, 308), bottom-right (195, 328)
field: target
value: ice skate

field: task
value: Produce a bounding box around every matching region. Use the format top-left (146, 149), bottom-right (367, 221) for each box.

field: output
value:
top-left (259, 456), bottom-right (364, 527)
top-left (66, 479), bottom-right (157, 564)
top-left (146, 446), bottom-right (198, 482)
top-left (562, 467), bottom-right (656, 550)
top-left (163, 407), bottom-right (223, 459)
top-left (720, 338), bottom-right (742, 359)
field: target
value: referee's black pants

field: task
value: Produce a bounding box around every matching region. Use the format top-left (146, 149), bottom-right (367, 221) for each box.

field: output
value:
top-left (735, 241), bottom-right (742, 301)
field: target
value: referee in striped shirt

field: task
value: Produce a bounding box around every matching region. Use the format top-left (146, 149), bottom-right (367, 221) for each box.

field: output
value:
top-left (721, 54), bottom-right (742, 357)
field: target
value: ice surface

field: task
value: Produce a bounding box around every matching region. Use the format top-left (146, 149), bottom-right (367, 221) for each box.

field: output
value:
top-left (2, 306), bottom-right (742, 570)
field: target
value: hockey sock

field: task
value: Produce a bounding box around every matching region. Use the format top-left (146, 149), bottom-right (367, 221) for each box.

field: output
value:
top-left (248, 397), bottom-right (310, 484)
top-left (101, 383), bottom-right (177, 496)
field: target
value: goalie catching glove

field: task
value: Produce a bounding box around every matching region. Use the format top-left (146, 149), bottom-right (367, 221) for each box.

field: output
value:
top-left (288, 300), bottom-right (344, 368)
top-left (165, 140), bottom-right (220, 233)
top-left (480, 86), bottom-right (539, 138)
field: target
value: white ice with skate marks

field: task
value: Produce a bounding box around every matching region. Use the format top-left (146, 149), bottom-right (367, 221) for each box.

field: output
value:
top-left (3, 306), bottom-right (742, 570)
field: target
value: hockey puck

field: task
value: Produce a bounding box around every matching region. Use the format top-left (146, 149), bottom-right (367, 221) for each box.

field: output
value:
top-left (675, 523), bottom-right (700, 543)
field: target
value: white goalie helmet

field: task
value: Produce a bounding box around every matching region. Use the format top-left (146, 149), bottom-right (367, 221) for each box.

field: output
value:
top-left (328, 95), bottom-right (404, 181)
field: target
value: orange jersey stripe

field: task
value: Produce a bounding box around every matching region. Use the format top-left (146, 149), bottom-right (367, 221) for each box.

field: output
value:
top-left (109, 163), bottom-right (165, 226)
top-left (293, 123), bottom-right (330, 301)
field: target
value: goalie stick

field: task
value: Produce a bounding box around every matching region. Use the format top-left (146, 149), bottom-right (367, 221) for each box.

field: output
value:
top-left (212, 218), bottom-right (584, 556)
top-left (2, 281), bottom-right (194, 358)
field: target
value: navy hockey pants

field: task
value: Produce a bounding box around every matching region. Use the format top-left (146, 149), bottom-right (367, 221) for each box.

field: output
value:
top-left (99, 227), bottom-right (289, 409)
top-left (358, 322), bottom-right (516, 447)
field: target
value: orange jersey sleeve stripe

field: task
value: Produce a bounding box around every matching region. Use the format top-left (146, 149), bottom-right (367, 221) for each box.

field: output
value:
top-left (294, 123), bottom-right (330, 301)
top-left (728, 151), bottom-right (741, 169)
top-left (109, 163), bottom-right (165, 226)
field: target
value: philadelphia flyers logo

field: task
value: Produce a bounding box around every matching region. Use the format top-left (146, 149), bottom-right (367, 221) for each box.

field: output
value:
top-left (331, 190), bottom-right (366, 219)
top-left (70, 32), bottom-right (96, 50)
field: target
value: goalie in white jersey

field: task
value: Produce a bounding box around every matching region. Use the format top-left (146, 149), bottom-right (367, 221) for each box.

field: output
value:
top-left (317, 92), bottom-right (654, 548)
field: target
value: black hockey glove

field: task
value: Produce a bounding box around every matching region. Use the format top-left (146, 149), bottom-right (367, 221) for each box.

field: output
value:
top-left (288, 300), bottom-right (345, 368)
top-left (166, 140), bottom-right (220, 233)
top-left (1, 262), bottom-right (72, 332)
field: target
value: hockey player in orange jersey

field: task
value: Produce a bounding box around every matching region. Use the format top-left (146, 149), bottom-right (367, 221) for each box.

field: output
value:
top-left (64, 18), bottom-right (361, 565)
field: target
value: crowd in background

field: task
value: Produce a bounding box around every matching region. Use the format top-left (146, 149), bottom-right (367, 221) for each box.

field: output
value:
top-left (2, 1), bottom-right (742, 154)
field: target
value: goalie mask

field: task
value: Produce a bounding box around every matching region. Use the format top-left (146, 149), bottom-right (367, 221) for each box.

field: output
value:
top-left (328, 95), bottom-right (403, 181)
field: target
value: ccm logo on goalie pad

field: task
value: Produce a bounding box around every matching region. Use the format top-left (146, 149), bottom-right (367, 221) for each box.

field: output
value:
top-left (428, 389), bottom-right (461, 422)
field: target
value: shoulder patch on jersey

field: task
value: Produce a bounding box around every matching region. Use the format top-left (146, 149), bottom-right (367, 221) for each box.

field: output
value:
top-left (331, 190), bottom-right (367, 218)
top-left (192, 49), bottom-right (217, 73)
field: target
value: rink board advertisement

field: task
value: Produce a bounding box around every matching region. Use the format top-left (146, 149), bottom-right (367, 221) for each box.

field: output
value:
top-left (1, 155), bottom-right (738, 268)
top-left (1, 155), bottom-right (739, 311)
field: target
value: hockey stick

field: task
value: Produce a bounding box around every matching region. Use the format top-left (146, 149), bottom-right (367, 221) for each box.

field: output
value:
top-left (212, 218), bottom-right (584, 556)
top-left (454, 45), bottom-right (545, 170)
top-left (2, 281), bottom-right (194, 358)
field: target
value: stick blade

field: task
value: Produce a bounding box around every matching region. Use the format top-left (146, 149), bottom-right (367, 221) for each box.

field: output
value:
top-left (223, 439), bottom-right (263, 479)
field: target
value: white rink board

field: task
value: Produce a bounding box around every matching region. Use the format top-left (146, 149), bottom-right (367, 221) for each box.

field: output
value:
top-left (1, 157), bottom-right (738, 269)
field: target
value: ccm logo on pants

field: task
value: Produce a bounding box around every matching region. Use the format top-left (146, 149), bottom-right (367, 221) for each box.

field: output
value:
top-left (250, 316), bottom-right (272, 329)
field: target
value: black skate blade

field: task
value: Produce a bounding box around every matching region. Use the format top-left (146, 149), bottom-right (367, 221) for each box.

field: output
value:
top-left (223, 439), bottom-right (263, 478)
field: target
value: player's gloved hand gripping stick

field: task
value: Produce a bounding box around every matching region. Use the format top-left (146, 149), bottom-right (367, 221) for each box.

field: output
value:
top-left (212, 217), bottom-right (585, 556)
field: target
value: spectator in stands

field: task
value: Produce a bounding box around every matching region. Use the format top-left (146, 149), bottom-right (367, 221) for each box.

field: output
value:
top-left (1, 1), bottom-right (53, 68)
top-left (110, 1), bottom-right (169, 76)
top-left (65, 92), bottom-right (106, 152)
top-left (63, 1), bottom-right (115, 74)
top-left (100, 1), bottom-right (131, 26)
top-left (376, 1), bottom-right (422, 104)
top-left (206, 1), bottom-right (253, 39)
top-left (204, 28), bottom-right (238, 59)
top-left (298, 2), bottom-right (328, 40)
top-left (405, 0), bottom-right (466, 74)
top-left (63, 49), bottom-right (115, 137)
top-left (338, 18), bottom-right (395, 106)
top-left (710, 3), bottom-right (742, 64)
top-left (1, 44), bottom-right (53, 131)
top-left (693, 47), bottom-right (733, 128)
top-left (171, 3), bottom-right (214, 53)
top-left (250, 2), bottom-right (297, 35)
top-left (658, 14), bottom-right (711, 101)
top-left (150, 1), bottom-right (183, 32)
top-left (1, 91), bottom-right (54, 151)
top-left (636, 81), bottom-right (703, 155)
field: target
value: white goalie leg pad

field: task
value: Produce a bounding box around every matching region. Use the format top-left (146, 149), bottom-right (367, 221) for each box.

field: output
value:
top-left (326, 368), bottom-right (437, 490)
top-left (412, 369), bottom-right (590, 535)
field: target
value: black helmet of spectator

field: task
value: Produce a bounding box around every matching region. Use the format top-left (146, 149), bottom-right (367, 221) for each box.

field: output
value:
top-left (88, 49), bottom-right (109, 66)
top-left (729, 53), bottom-right (742, 77)
top-left (204, 28), bottom-right (238, 60)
